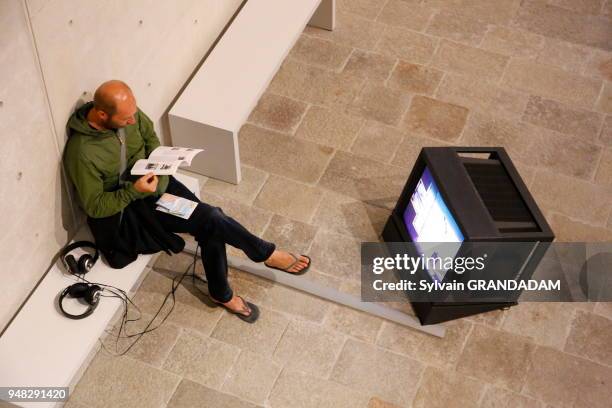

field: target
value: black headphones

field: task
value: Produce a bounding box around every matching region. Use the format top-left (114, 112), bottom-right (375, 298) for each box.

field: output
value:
top-left (58, 241), bottom-right (102, 319)
top-left (60, 241), bottom-right (99, 275)
top-left (59, 282), bottom-right (103, 319)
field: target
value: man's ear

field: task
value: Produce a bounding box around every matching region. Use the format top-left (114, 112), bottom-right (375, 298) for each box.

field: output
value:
top-left (97, 109), bottom-right (108, 122)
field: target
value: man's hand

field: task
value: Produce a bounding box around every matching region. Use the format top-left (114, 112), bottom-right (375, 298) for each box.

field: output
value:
top-left (133, 172), bottom-right (158, 193)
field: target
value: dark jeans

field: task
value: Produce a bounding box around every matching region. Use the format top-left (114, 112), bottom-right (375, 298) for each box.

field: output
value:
top-left (152, 176), bottom-right (276, 303)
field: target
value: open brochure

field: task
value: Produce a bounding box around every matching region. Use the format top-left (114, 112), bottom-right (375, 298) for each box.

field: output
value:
top-left (131, 146), bottom-right (204, 175)
top-left (155, 193), bottom-right (198, 219)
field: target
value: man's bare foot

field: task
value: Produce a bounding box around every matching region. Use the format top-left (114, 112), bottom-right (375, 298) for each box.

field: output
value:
top-left (264, 250), bottom-right (310, 274)
top-left (213, 294), bottom-right (251, 317)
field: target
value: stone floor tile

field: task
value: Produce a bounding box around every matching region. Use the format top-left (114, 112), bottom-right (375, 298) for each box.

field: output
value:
top-left (512, 161), bottom-right (538, 187)
top-left (464, 309), bottom-right (507, 328)
top-left (210, 306), bottom-right (289, 356)
top-left (101, 312), bottom-right (182, 368)
top-left (596, 81), bottom-right (612, 113)
top-left (330, 339), bottom-right (424, 406)
top-left (162, 329), bottom-right (240, 389)
top-left (548, 0), bottom-right (605, 15)
top-left (500, 303), bottom-right (576, 350)
top-left (601, 114), bottom-right (612, 145)
top-left (269, 369), bottom-right (370, 408)
top-left (422, 0), bottom-right (522, 25)
top-left (431, 40), bottom-right (509, 82)
top-left (221, 350), bottom-right (281, 405)
top-left (595, 148), bottom-right (612, 186)
top-left (531, 170), bottom-right (612, 225)
top-left (456, 324), bottom-right (535, 391)
top-left (311, 189), bottom-right (390, 241)
top-left (273, 319), bottom-right (346, 378)
top-left (308, 229), bottom-right (362, 280)
top-left (288, 35), bottom-right (353, 71)
top-left (238, 124), bottom-right (334, 184)
top-left (350, 121), bottom-right (404, 163)
top-left (387, 61), bottom-right (444, 96)
top-left (377, 0), bottom-right (435, 32)
top-left (304, 11), bottom-right (385, 50)
top-left (564, 310), bottom-right (612, 366)
top-left (201, 165), bottom-right (268, 205)
top-left (341, 49), bottom-right (396, 83)
top-left (502, 59), bottom-right (602, 108)
top-left (375, 26), bottom-right (438, 65)
top-left (604, 0), bottom-right (612, 17)
top-left (425, 10), bottom-right (489, 46)
top-left (479, 26), bottom-right (544, 58)
top-left (247, 92), bottom-right (308, 134)
top-left (367, 397), bottom-right (403, 408)
top-left (412, 366), bottom-right (484, 408)
top-left (403, 95), bottom-right (469, 142)
top-left (295, 105), bottom-right (364, 150)
top-left (459, 112), bottom-right (536, 163)
top-left (268, 60), bottom-right (365, 109)
top-left (548, 212), bottom-right (612, 241)
top-left (226, 267), bottom-right (274, 303)
top-left (584, 48), bottom-right (612, 81)
top-left (69, 352), bottom-right (180, 408)
top-left (435, 73), bottom-right (529, 119)
top-left (318, 150), bottom-right (410, 209)
top-left (522, 95), bottom-right (603, 142)
top-left (261, 270), bottom-right (341, 322)
top-left (523, 345), bottom-right (612, 408)
top-left (253, 174), bottom-right (323, 223)
top-left (512, 1), bottom-right (612, 50)
top-left (377, 319), bottom-right (472, 369)
top-left (479, 386), bottom-right (545, 408)
top-left (536, 37), bottom-right (592, 74)
top-left (168, 379), bottom-right (261, 408)
top-left (337, 0), bottom-right (388, 20)
top-left (594, 302), bottom-right (612, 319)
top-left (525, 127), bottom-right (602, 179)
top-left (268, 59), bottom-right (336, 105)
top-left (390, 133), bottom-right (447, 168)
top-left (262, 214), bottom-right (317, 254)
top-left (199, 192), bottom-right (273, 236)
top-left (62, 401), bottom-right (88, 408)
top-left (322, 280), bottom-right (383, 343)
top-left (347, 82), bottom-right (412, 126)
top-left (323, 71), bottom-right (369, 109)
top-left (133, 270), bottom-right (224, 336)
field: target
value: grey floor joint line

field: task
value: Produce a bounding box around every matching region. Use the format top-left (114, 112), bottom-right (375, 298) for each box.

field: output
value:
top-left (182, 241), bottom-right (446, 338)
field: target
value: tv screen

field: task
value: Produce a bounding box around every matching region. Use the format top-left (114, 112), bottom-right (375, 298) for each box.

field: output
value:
top-left (402, 167), bottom-right (464, 282)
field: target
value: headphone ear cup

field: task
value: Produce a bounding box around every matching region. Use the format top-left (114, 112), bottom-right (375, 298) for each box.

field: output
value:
top-left (65, 255), bottom-right (79, 275)
top-left (84, 285), bottom-right (102, 305)
top-left (78, 255), bottom-right (94, 274)
top-left (67, 282), bottom-right (90, 298)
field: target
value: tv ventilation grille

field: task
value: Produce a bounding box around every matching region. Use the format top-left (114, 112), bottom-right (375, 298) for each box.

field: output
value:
top-left (462, 159), bottom-right (538, 233)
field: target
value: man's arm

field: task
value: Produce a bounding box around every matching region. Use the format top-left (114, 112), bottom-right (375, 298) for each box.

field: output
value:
top-left (138, 109), bottom-right (169, 195)
top-left (65, 151), bottom-right (149, 219)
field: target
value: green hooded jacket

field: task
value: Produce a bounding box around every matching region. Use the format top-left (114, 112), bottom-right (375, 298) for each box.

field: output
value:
top-left (64, 102), bottom-right (169, 218)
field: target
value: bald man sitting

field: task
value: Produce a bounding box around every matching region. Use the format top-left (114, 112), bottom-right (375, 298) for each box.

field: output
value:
top-left (64, 80), bottom-right (311, 323)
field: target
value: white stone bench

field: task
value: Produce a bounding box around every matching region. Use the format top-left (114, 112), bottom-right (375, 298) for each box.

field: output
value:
top-left (0, 173), bottom-right (199, 408)
top-left (169, 0), bottom-right (335, 184)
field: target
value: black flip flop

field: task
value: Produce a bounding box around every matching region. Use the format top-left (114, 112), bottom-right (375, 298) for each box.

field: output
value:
top-left (264, 253), bottom-right (311, 276)
top-left (212, 295), bottom-right (259, 323)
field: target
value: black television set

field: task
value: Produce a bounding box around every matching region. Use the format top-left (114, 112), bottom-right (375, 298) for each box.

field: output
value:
top-left (382, 147), bottom-right (555, 324)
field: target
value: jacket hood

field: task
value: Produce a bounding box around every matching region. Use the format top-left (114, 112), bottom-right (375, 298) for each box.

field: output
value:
top-left (67, 101), bottom-right (113, 137)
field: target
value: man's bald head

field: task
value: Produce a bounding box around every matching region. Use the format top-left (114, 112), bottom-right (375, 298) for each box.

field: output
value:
top-left (89, 80), bottom-right (138, 130)
top-left (93, 80), bottom-right (133, 115)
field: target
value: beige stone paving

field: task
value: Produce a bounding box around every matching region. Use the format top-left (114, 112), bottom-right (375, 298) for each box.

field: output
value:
top-left (70, 2), bottom-right (612, 407)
